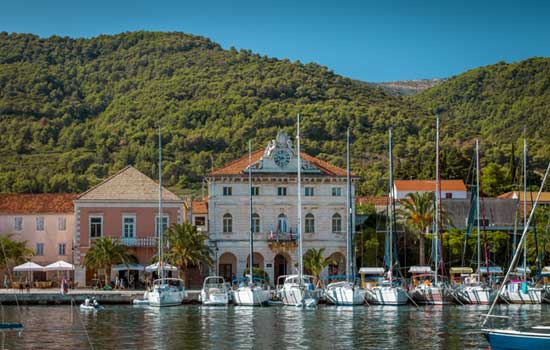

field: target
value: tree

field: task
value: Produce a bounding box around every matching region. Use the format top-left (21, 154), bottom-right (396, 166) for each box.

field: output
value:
top-left (303, 248), bottom-right (335, 287)
top-left (81, 237), bottom-right (131, 286)
top-left (164, 223), bottom-right (213, 287)
top-left (0, 234), bottom-right (33, 270)
top-left (399, 192), bottom-right (435, 266)
top-left (482, 163), bottom-right (509, 197)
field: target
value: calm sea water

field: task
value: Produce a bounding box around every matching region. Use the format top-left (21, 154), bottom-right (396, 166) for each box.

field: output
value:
top-left (1, 304), bottom-right (547, 349)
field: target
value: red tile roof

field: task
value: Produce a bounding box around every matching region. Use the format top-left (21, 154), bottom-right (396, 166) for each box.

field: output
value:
top-left (0, 194), bottom-right (77, 214)
top-left (192, 201), bottom-right (208, 215)
top-left (211, 150), bottom-right (349, 176)
top-left (394, 180), bottom-right (466, 192)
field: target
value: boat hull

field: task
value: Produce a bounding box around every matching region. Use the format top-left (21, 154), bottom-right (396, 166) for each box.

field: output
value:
top-left (201, 290), bottom-right (229, 306)
top-left (325, 283), bottom-right (366, 306)
top-left (366, 286), bottom-right (409, 305)
top-left (411, 286), bottom-right (454, 305)
top-left (484, 329), bottom-right (550, 350)
top-left (280, 286), bottom-right (320, 307)
top-left (501, 289), bottom-right (544, 304)
top-left (233, 287), bottom-right (270, 306)
top-left (457, 287), bottom-right (494, 305)
top-left (147, 289), bottom-right (186, 307)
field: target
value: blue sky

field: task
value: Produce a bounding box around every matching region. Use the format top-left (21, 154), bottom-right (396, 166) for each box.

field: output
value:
top-left (1, 0), bottom-right (549, 82)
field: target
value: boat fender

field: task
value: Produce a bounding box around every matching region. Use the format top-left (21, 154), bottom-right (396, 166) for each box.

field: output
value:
top-left (521, 281), bottom-right (528, 294)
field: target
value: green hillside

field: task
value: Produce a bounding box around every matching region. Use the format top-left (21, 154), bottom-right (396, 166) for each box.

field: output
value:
top-left (0, 31), bottom-right (548, 197)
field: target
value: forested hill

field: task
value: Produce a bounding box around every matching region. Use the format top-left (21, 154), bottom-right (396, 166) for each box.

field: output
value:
top-left (0, 31), bottom-right (548, 197)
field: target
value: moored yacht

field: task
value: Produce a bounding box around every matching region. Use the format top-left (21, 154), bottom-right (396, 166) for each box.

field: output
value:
top-left (279, 274), bottom-right (320, 307)
top-left (409, 266), bottom-right (454, 305)
top-left (148, 278), bottom-right (187, 307)
top-left (200, 276), bottom-right (230, 306)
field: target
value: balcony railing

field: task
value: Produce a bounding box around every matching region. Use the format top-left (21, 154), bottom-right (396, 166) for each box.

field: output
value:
top-left (267, 232), bottom-right (297, 242)
top-left (116, 237), bottom-right (158, 247)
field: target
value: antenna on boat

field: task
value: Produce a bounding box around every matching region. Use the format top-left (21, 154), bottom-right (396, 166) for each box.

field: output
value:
top-left (346, 127), bottom-right (352, 282)
top-left (297, 114), bottom-right (303, 286)
top-left (434, 114), bottom-right (440, 285)
top-left (158, 126), bottom-right (164, 281)
top-left (476, 139), bottom-right (481, 279)
top-left (248, 140), bottom-right (254, 285)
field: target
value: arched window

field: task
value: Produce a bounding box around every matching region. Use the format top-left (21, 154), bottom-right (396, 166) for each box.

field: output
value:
top-left (332, 213), bottom-right (342, 233)
top-left (277, 213), bottom-right (288, 233)
top-left (223, 213), bottom-right (232, 233)
top-left (252, 213), bottom-right (260, 233)
top-left (305, 213), bottom-right (315, 233)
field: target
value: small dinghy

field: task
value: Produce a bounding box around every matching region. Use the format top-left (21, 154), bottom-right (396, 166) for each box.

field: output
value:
top-left (80, 298), bottom-right (104, 311)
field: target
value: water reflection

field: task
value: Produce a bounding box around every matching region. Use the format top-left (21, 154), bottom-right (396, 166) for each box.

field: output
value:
top-left (4, 304), bottom-right (550, 349)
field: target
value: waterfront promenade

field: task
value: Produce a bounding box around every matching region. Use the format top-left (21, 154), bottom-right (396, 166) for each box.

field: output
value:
top-left (0, 288), bottom-right (202, 304)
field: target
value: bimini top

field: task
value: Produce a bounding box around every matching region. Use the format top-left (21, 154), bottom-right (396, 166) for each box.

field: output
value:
top-left (450, 267), bottom-right (474, 274)
top-left (408, 266), bottom-right (433, 274)
top-left (477, 266), bottom-right (504, 275)
top-left (358, 267), bottom-right (385, 275)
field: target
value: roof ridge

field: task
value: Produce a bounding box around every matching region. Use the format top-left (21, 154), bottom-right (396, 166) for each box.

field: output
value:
top-left (76, 165), bottom-right (133, 200)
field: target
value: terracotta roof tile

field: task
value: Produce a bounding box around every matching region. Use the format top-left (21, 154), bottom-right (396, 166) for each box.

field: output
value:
top-left (497, 191), bottom-right (550, 202)
top-left (77, 166), bottom-right (182, 202)
top-left (394, 180), bottom-right (466, 192)
top-left (211, 150), bottom-right (348, 177)
top-left (192, 201), bottom-right (208, 214)
top-left (0, 194), bottom-right (77, 214)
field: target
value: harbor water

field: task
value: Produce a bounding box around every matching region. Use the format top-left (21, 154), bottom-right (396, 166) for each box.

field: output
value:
top-left (3, 304), bottom-right (548, 349)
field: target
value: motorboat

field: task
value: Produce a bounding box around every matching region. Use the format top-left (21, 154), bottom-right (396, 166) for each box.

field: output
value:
top-left (147, 278), bottom-right (187, 307)
top-left (200, 276), bottom-right (230, 306)
top-left (324, 280), bottom-right (366, 306)
top-left (279, 274), bottom-right (320, 307)
top-left (232, 276), bottom-right (271, 306)
top-left (80, 298), bottom-right (104, 311)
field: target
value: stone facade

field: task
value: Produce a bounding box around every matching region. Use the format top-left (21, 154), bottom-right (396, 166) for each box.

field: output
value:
top-left (206, 131), bottom-right (356, 284)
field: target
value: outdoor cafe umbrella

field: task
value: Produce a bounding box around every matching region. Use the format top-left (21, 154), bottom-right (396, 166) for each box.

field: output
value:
top-left (13, 261), bottom-right (44, 284)
top-left (112, 263), bottom-right (145, 271)
top-left (44, 260), bottom-right (75, 281)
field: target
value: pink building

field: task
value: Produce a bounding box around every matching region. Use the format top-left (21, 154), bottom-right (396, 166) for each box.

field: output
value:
top-left (0, 194), bottom-right (76, 278)
top-left (74, 166), bottom-right (184, 286)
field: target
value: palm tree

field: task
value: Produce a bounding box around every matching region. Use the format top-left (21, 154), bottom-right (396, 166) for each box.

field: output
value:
top-left (164, 223), bottom-right (213, 287)
top-left (0, 234), bottom-right (33, 269)
top-left (82, 237), bottom-right (131, 286)
top-left (399, 192), bottom-right (435, 266)
top-left (303, 248), bottom-right (335, 288)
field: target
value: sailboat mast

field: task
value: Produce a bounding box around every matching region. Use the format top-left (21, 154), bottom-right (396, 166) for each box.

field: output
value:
top-left (158, 126), bottom-right (164, 281)
top-left (297, 114), bottom-right (303, 284)
top-left (249, 140), bottom-right (254, 285)
top-left (523, 137), bottom-right (527, 280)
top-left (476, 139), bottom-right (481, 278)
top-left (434, 115), bottom-right (440, 285)
top-left (388, 128), bottom-right (394, 283)
top-left (346, 128), bottom-right (352, 282)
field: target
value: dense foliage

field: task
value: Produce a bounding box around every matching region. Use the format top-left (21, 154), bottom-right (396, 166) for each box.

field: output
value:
top-left (0, 31), bottom-right (548, 197)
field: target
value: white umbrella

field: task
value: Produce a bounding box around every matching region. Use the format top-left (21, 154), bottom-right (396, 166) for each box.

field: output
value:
top-left (44, 260), bottom-right (75, 271)
top-left (145, 262), bottom-right (177, 272)
top-left (13, 262), bottom-right (44, 272)
top-left (112, 263), bottom-right (144, 271)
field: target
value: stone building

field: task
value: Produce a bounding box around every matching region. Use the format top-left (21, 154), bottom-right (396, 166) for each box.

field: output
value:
top-left (206, 131), bottom-right (356, 284)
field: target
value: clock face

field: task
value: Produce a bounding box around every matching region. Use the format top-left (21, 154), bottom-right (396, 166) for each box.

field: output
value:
top-left (273, 149), bottom-right (291, 167)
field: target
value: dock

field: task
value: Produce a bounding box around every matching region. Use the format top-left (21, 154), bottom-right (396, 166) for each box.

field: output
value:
top-left (0, 289), bottom-right (202, 305)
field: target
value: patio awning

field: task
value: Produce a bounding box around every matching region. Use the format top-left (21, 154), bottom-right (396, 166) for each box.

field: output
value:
top-left (145, 262), bottom-right (177, 272)
top-left (112, 263), bottom-right (144, 271)
top-left (13, 262), bottom-right (44, 272)
top-left (44, 260), bottom-right (75, 271)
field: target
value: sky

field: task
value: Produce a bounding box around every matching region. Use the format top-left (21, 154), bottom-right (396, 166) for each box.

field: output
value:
top-left (1, 0), bottom-right (549, 82)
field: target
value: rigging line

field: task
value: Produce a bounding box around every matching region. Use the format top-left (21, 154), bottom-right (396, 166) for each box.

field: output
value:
top-left (73, 298), bottom-right (95, 350)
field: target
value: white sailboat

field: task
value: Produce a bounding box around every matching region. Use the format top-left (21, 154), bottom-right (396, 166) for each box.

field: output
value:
top-left (455, 140), bottom-right (495, 305)
top-left (280, 114), bottom-right (320, 307)
top-left (500, 138), bottom-right (544, 304)
top-left (410, 115), bottom-right (454, 305)
top-left (147, 127), bottom-right (186, 307)
top-left (325, 129), bottom-right (366, 306)
top-left (200, 276), bottom-right (230, 306)
top-left (233, 140), bottom-right (271, 306)
top-left (365, 128), bottom-right (408, 306)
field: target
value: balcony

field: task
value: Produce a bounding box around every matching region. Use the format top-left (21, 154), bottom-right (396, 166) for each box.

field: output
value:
top-left (116, 237), bottom-right (158, 247)
top-left (267, 232), bottom-right (297, 252)
top-left (267, 232), bottom-right (297, 242)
